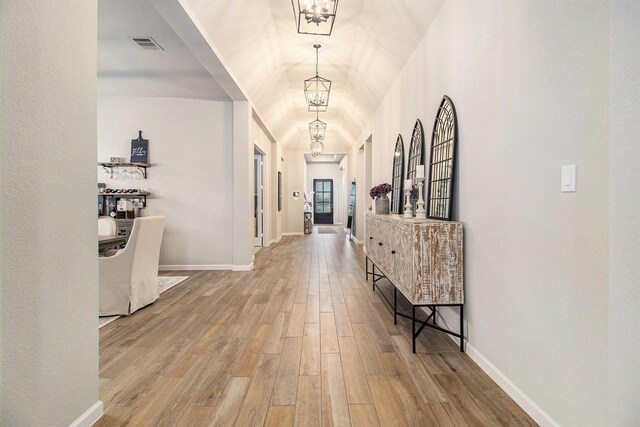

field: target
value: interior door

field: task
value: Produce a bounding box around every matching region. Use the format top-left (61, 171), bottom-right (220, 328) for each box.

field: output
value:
top-left (313, 179), bottom-right (334, 224)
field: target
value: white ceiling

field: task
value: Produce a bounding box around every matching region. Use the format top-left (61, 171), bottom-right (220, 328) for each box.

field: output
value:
top-left (181, 0), bottom-right (446, 149)
top-left (304, 153), bottom-right (346, 164)
top-left (98, 0), bottom-right (229, 100)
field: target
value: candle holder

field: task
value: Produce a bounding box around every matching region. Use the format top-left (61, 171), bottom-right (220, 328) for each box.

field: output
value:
top-left (415, 177), bottom-right (426, 219)
top-left (403, 186), bottom-right (413, 218)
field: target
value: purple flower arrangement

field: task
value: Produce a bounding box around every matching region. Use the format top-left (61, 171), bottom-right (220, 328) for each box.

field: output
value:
top-left (369, 183), bottom-right (392, 199)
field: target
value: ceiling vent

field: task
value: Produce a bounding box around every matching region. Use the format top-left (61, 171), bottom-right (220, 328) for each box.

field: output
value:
top-left (130, 37), bottom-right (164, 51)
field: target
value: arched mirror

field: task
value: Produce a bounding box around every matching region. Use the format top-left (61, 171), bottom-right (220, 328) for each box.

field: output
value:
top-left (390, 135), bottom-right (405, 214)
top-left (427, 95), bottom-right (458, 220)
top-left (406, 120), bottom-right (425, 211)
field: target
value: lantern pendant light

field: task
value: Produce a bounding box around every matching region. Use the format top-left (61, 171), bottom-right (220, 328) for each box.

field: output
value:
top-left (304, 44), bottom-right (331, 112)
top-left (292, 0), bottom-right (339, 36)
top-left (311, 140), bottom-right (324, 156)
top-left (309, 110), bottom-right (327, 142)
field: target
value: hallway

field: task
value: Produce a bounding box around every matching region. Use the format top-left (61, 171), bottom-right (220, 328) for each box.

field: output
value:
top-left (97, 232), bottom-right (535, 426)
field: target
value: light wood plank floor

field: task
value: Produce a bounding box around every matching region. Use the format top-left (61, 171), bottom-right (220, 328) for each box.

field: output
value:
top-left (97, 229), bottom-right (537, 426)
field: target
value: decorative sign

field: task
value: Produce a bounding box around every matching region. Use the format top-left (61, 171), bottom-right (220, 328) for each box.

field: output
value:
top-left (130, 130), bottom-right (149, 163)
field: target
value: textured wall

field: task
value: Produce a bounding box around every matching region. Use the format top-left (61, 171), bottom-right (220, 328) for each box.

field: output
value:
top-left (609, 1), bottom-right (640, 424)
top-left (364, 1), bottom-right (609, 425)
top-left (0, 0), bottom-right (100, 424)
top-left (97, 96), bottom-right (234, 267)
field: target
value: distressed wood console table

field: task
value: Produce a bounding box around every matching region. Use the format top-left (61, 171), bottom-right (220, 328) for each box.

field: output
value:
top-left (364, 213), bottom-right (465, 352)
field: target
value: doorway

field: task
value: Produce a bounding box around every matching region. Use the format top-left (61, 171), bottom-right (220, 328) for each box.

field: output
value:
top-left (313, 179), bottom-right (334, 224)
top-left (254, 151), bottom-right (264, 246)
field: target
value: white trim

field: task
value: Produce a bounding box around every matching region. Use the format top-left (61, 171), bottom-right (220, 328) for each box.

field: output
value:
top-left (282, 231), bottom-right (304, 236)
top-left (159, 264), bottom-right (242, 271)
top-left (267, 235), bottom-right (282, 246)
top-left (159, 263), bottom-right (254, 271)
top-left (232, 263), bottom-right (254, 271)
top-left (69, 401), bottom-right (103, 427)
top-left (444, 335), bottom-right (559, 427)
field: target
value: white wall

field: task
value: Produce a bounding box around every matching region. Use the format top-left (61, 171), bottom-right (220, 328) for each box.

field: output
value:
top-left (306, 162), bottom-right (344, 225)
top-left (282, 151), bottom-right (306, 234)
top-left (609, 1), bottom-right (640, 425)
top-left (363, 1), bottom-right (609, 425)
top-left (232, 101), bottom-right (255, 268)
top-left (0, 1), bottom-right (101, 425)
top-left (98, 96), bottom-right (234, 268)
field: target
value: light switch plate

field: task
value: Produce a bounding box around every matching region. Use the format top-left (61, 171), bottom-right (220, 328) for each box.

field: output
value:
top-left (561, 164), bottom-right (576, 192)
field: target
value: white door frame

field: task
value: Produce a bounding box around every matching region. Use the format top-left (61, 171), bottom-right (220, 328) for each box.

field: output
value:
top-left (254, 152), bottom-right (264, 247)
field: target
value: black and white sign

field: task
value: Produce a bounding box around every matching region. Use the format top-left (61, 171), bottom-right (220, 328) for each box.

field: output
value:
top-left (130, 130), bottom-right (149, 163)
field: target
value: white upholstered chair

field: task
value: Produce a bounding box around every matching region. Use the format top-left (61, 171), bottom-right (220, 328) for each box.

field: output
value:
top-left (98, 216), bottom-right (117, 236)
top-left (99, 215), bottom-right (165, 316)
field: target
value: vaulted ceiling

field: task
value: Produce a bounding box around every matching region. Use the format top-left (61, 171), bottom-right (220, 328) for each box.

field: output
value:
top-left (182, 0), bottom-right (446, 150)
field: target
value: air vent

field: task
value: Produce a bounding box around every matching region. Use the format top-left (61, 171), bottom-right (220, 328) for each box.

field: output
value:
top-left (130, 37), bottom-right (164, 51)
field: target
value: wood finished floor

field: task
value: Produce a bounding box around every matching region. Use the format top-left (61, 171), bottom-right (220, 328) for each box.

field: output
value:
top-left (97, 229), bottom-right (537, 427)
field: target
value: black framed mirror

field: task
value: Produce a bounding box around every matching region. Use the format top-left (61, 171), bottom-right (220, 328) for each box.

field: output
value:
top-left (427, 95), bottom-right (458, 220)
top-left (390, 135), bottom-right (405, 214)
top-left (406, 120), bottom-right (425, 211)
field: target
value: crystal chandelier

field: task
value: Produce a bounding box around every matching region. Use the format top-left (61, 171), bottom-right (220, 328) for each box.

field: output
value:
top-left (292, 0), bottom-right (339, 36)
top-left (311, 140), bottom-right (324, 156)
top-left (309, 111), bottom-right (327, 141)
top-left (304, 44), bottom-right (331, 112)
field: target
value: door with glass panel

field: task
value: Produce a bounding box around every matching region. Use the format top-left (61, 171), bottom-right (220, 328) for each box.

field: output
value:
top-left (313, 179), bottom-right (333, 224)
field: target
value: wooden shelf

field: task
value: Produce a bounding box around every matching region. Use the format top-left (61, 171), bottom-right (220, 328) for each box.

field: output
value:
top-left (98, 191), bottom-right (150, 196)
top-left (98, 162), bottom-right (151, 179)
top-left (98, 162), bottom-right (151, 168)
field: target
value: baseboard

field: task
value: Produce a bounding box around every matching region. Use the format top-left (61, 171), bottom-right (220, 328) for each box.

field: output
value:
top-left (159, 264), bottom-right (255, 271)
top-left (267, 239), bottom-right (275, 246)
top-left (232, 263), bottom-right (254, 271)
top-left (282, 232), bottom-right (304, 236)
top-left (69, 401), bottom-right (103, 427)
top-left (266, 235), bottom-right (282, 246)
top-left (445, 335), bottom-right (559, 427)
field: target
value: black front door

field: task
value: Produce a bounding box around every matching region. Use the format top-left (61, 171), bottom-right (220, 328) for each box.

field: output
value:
top-left (313, 179), bottom-right (334, 224)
